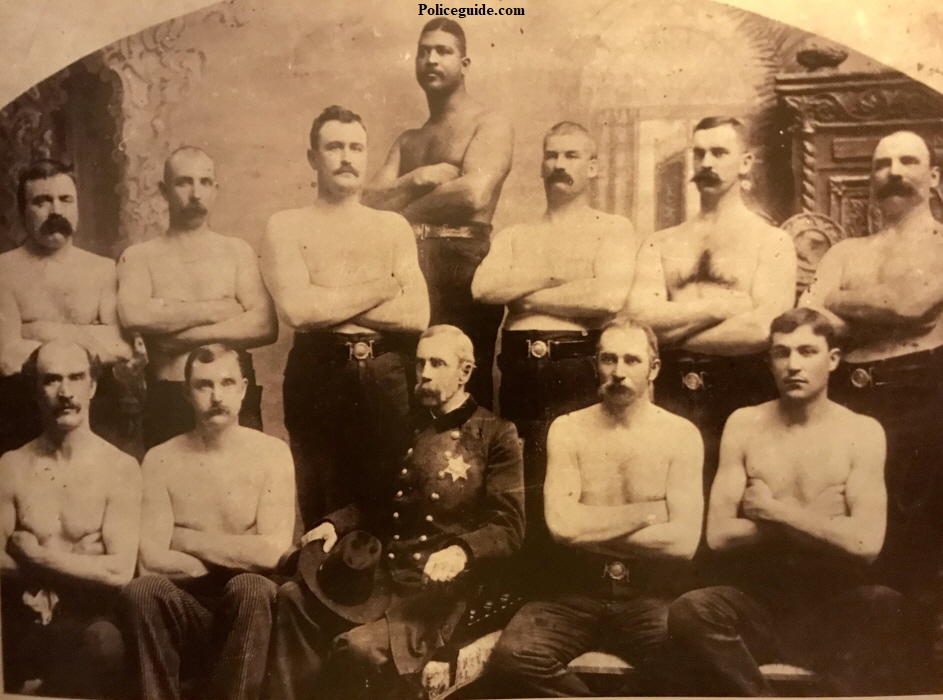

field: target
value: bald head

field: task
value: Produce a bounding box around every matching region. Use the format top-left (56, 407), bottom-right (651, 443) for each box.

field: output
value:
top-left (24, 341), bottom-right (100, 431)
top-left (160, 146), bottom-right (217, 229)
top-left (163, 146), bottom-right (214, 184)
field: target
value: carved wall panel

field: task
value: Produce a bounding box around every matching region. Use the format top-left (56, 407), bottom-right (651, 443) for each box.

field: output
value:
top-left (591, 109), bottom-right (636, 217)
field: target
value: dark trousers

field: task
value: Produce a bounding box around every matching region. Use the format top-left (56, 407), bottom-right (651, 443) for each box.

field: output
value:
top-left (497, 332), bottom-right (599, 564)
top-left (119, 573), bottom-right (276, 700)
top-left (654, 351), bottom-right (776, 496)
top-left (143, 358), bottom-right (263, 450)
top-left (264, 581), bottom-right (416, 700)
top-left (487, 578), bottom-right (670, 698)
top-left (417, 236), bottom-right (503, 410)
top-left (1, 581), bottom-right (125, 698)
top-left (666, 584), bottom-right (912, 696)
top-left (283, 334), bottom-right (413, 529)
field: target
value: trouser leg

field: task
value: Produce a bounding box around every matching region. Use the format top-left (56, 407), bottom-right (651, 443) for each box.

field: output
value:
top-left (39, 616), bottom-right (126, 699)
top-left (605, 595), bottom-right (670, 694)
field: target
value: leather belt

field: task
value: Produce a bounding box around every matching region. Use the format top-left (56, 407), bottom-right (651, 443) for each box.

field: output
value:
top-left (502, 331), bottom-right (598, 361)
top-left (412, 222), bottom-right (492, 241)
top-left (293, 332), bottom-right (400, 362)
top-left (839, 346), bottom-right (943, 390)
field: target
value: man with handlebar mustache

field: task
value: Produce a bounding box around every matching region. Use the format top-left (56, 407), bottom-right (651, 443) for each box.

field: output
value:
top-left (626, 116), bottom-right (796, 495)
top-left (0, 160), bottom-right (133, 455)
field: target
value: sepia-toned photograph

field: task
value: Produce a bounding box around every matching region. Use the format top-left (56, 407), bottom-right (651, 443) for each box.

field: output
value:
top-left (1, 0), bottom-right (943, 697)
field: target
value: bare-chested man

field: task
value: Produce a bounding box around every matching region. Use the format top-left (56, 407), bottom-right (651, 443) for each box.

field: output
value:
top-left (363, 18), bottom-right (513, 410)
top-left (667, 308), bottom-right (911, 696)
top-left (0, 160), bottom-right (132, 454)
top-left (0, 340), bottom-right (141, 698)
top-left (260, 105), bottom-right (429, 528)
top-left (488, 319), bottom-right (704, 697)
top-left (119, 344), bottom-right (295, 700)
top-left (626, 116), bottom-right (796, 486)
top-left (800, 132), bottom-right (943, 619)
top-left (473, 121), bottom-right (639, 562)
top-left (117, 146), bottom-right (277, 449)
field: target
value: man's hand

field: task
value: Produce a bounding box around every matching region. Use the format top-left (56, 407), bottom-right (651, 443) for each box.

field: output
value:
top-left (741, 479), bottom-right (780, 522)
top-left (72, 532), bottom-right (106, 556)
top-left (8, 531), bottom-right (43, 564)
top-left (411, 163), bottom-right (461, 190)
top-left (713, 289), bottom-right (754, 318)
top-left (422, 545), bottom-right (468, 584)
top-left (300, 523), bottom-right (338, 553)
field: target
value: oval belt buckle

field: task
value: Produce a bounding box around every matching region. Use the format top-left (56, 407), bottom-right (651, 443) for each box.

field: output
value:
top-left (351, 341), bottom-right (373, 361)
top-left (528, 340), bottom-right (549, 359)
top-left (850, 367), bottom-right (872, 388)
top-left (682, 371), bottom-right (704, 390)
top-left (605, 561), bottom-right (628, 581)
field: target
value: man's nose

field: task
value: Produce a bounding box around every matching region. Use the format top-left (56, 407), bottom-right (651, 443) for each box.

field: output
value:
top-left (57, 380), bottom-right (73, 398)
top-left (888, 158), bottom-right (906, 177)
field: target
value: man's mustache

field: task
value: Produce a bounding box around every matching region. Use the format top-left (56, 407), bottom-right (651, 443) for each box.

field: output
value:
top-left (40, 214), bottom-right (73, 237)
top-left (334, 164), bottom-right (359, 177)
top-left (876, 178), bottom-right (917, 199)
top-left (692, 169), bottom-right (722, 187)
top-left (183, 201), bottom-right (208, 216)
top-left (546, 170), bottom-right (573, 185)
top-left (53, 399), bottom-right (80, 414)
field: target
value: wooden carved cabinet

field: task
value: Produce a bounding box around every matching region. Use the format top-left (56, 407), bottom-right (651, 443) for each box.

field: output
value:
top-left (775, 69), bottom-right (943, 237)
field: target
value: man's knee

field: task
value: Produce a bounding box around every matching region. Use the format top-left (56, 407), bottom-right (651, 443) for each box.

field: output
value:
top-left (667, 588), bottom-right (731, 642)
top-left (223, 573), bottom-right (277, 610)
top-left (81, 620), bottom-right (124, 665)
top-left (489, 619), bottom-right (562, 680)
top-left (119, 574), bottom-right (177, 616)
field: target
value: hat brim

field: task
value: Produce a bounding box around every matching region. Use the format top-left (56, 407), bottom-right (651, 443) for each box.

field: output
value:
top-left (298, 539), bottom-right (392, 625)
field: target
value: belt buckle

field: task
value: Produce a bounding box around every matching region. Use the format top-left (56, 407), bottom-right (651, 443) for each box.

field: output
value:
top-left (527, 339), bottom-right (550, 359)
top-left (603, 561), bottom-right (628, 581)
top-left (682, 371), bottom-right (705, 390)
top-left (348, 340), bottom-right (374, 361)
top-left (850, 367), bottom-right (872, 388)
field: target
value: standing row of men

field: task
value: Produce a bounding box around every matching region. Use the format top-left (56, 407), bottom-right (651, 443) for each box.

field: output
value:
top-left (1, 14), bottom-right (943, 698)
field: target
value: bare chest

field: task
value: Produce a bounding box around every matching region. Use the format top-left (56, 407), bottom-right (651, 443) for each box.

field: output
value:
top-left (664, 240), bottom-right (758, 296)
top-left (16, 465), bottom-right (107, 545)
top-left (512, 229), bottom-right (599, 282)
top-left (166, 464), bottom-right (263, 534)
top-left (299, 229), bottom-right (394, 286)
top-left (148, 248), bottom-right (238, 302)
top-left (840, 239), bottom-right (931, 289)
top-left (576, 433), bottom-right (670, 506)
top-left (11, 263), bottom-right (102, 324)
top-left (399, 121), bottom-right (476, 173)
top-left (744, 433), bottom-right (851, 504)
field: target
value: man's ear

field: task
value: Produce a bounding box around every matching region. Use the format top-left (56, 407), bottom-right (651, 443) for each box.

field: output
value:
top-left (648, 358), bottom-right (661, 383)
top-left (740, 151), bottom-right (755, 176)
top-left (930, 165), bottom-right (941, 190)
top-left (828, 347), bottom-right (842, 371)
top-left (461, 55), bottom-right (471, 71)
top-left (587, 156), bottom-right (598, 180)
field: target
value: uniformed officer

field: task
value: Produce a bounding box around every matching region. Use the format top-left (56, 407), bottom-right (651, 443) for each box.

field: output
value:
top-left (265, 325), bottom-right (524, 700)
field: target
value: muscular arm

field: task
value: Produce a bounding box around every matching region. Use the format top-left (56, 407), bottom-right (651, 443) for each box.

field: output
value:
top-left (154, 241), bottom-right (278, 352)
top-left (755, 419), bottom-right (887, 562)
top-left (362, 134), bottom-right (459, 212)
top-left (259, 217), bottom-right (398, 330)
top-left (0, 283), bottom-right (41, 376)
top-left (25, 459), bottom-right (142, 587)
top-left (170, 441), bottom-right (296, 573)
top-left (138, 451), bottom-right (211, 580)
top-left (352, 217), bottom-right (430, 332)
top-left (471, 227), bottom-right (558, 304)
top-left (798, 243), bottom-right (851, 334)
top-left (0, 455), bottom-right (21, 574)
top-left (518, 226), bottom-right (638, 318)
top-left (400, 115), bottom-right (514, 224)
top-left (682, 232), bottom-right (797, 355)
top-left (544, 417), bottom-right (669, 546)
top-left (624, 235), bottom-right (736, 345)
top-left (117, 245), bottom-right (244, 335)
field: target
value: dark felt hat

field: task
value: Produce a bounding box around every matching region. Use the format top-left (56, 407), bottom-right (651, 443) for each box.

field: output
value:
top-left (298, 530), bottom-right (392, 625)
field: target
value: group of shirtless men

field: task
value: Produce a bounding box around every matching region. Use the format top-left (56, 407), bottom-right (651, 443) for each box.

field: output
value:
top-left (1, 16), bottom-right (942, 700)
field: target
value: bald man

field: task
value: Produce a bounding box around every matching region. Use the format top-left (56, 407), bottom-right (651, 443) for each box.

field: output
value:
top-left (0, 160), bottom-right (132, 454)
top-left (0, 340), bottom-right (141, 698)
top-left (117, 146), bottom-right (277, 449)
top-left (627, 116), bottom-right (796, 490)
top-left (473, 121), bottom-right (639, 563)
top-left (801, 131), bottom-right (943, 648)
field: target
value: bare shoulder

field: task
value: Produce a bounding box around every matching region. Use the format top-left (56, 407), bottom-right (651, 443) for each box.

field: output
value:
top-left (92, 437), bottom-right (141, 486)
top-left (644, 223), bottom-right (685, 250)
top-left (140, 435), bottom-right (189, 478)
top-left (73, 248), bottom-right (117, 279)
top-left (238, 426), bottom-right (291, 458)
top-left (651, 405), bottom-right (702, 445)
top-left (0, 247), bottom-right (28, 273)
top-left (368, 207), bottom-right (413, 236)
top-left (265, 207), bottom-right (312, 241)
top-left (474, 107), bottom-right (512, 133)
top-left (118, 237), bottom-right (161, 265)
top-left (830, 402), bottom-right (885, 444)
top-left (216, 232), bottom-right (257, 259)
top-left (724, 402), bottom-right (775, 434)
top-left (0, 446), bottom-right (30, 493)
top-left (549, 406), bottom-right (591, 437)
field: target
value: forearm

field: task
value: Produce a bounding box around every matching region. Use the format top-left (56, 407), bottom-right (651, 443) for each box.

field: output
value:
top-left (681, 311), bottom-right (774, 356)
top-left (706, 517), bottom-right (769, 551)
top-left (22, 321), bottom-right (130, 363)
top-left (632, 300), bottom-right (724, 346)
top-left (763, 504), bottom-right (880, 561)
top-left (827, 287), bottom-right (935, 326)
top-left (522, 280), bottom-right (628, 319)
top-left (401, 179), bottom-right (480, 223)
top-left (277, 279), bottom-right (394, 331)
top-left (166, 308), bottom-right (277, 350)
top-left (140, 549), bottom-right (211, 580)
top-left (619, 520), bottom-right (700, 560)
top-left (31, 548), bottom-right (134, 587)
top-left (121, 299), bottom-right (242, 335)
top-left (473, 272), bottom-right (556, 305)
top-left (0, 338), bottom-right (42, 375)
top-left (549, 500), bottom-right (667, 545)
top-left (173, 528), bottom-right (283, 573)
top-left (363, 176), bottom-right (431, 212)
top-left (352, 287), bottom-right (429, 333)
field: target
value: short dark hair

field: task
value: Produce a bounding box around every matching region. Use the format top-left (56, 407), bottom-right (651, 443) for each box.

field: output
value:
top-left (22, 341), bottom-right (102, 388)
top-left (599, 318), bottom-right (660, 365)
top-left (184, 344), bottom-right (251, 384)
top-left (694, 116), bottom-right (748, 147)
top-left (420, 18), bottom-right (466, 56)
top-left (309, 105), bottom-right (365, 151)
top-left (17, 159), bottom-right (75, 214)
top-left (769, 308), bottom-right (839, 350)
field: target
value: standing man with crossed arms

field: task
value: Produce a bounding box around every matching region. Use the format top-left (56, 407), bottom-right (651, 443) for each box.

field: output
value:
top-left (261, 106), bottom-right (429, 529)
top-left (117, 146), bottom-right (277, 449)
top-left (472, 121), bottom-right (639, 563)
top-left (364, 18), bottom-right (513, 409)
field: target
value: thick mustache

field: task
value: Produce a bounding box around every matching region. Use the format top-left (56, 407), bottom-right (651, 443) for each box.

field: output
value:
top-left (547, 170), bottom-right (574, 185)
top-left (334, 165), bottom-right (359, 176)
top-left (692, 169), bottom-right (722, 186)
top-left (876, 179), bottom-right (916, 199)
top-left (40, 214), bottom-right (73, 237)
top-left (53, 400), bottom-right (80, 413)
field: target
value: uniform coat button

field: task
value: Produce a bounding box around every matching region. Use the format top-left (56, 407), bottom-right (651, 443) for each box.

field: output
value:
top-left (407, 448), bottom-right (414, 455)
top-left (401, 468), bottom-right (408, 476)
top-left (393, 512), bottom-right (399, 519)
top-left (419, 535), bottom-right (427, 542)
top-left (431, 492), bottom-right (440, 500)
top-left (393, 535), bottom-right (401, 541)
top-left (396, 490), bottom-right (403, 498)
top-left (437, 471), bottom-right (445, 479)
top-left (425, 514), bottom-right (434, 522)
top-left (412, 553), bottom-right (421, 561)
top-left (388, 553), bottom-right (395, 559)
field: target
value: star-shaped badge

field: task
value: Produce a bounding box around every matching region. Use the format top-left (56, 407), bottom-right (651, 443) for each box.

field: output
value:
top-left (443, 450), bottom-right (471, 482)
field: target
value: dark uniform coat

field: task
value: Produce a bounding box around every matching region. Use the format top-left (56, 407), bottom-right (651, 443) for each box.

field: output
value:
top-left (323, 397), bottom-right (524, 674)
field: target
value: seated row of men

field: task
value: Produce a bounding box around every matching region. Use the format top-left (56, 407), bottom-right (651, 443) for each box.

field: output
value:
top-left (0, 312), bottom-right (921, 698)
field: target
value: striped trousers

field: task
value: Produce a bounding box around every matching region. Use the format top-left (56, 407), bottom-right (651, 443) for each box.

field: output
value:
top-left (119, 573), bottom-right (276, 700)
